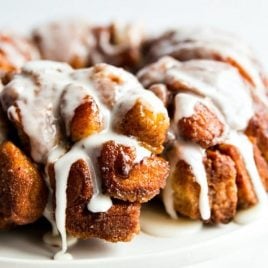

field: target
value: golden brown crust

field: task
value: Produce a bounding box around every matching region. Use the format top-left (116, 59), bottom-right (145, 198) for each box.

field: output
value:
top-left (172, 159), bottom-right (200, 220)
top-left (246, 101), bottom-right (268, 163)
top-left (69, 96), bottom-right (103, 141)
top-left (0, 141), bottom-right (48, 228)
top-left (251, 138), bottom-right (268, 191)
top-left (49, 157), bottom-right (141, 241)
top-left (217, 144), bottom-right (258, 209)
top-left (47, 144), bottom-right (167, 240)
top-left (66, 200), bottom-right (140, 242)
top-left (118, 100), bottom-right (170, 154)
top-left (205, 149), bottom-right (237, 224)
top-left (99, 141), bottom-right (169, 203)
top-left (178, 103), bottom-right (224, 148)
top-left (171, 148), bottom-right (238, 223)
top-left (66, 159), bottom-right (94, 208)
top-left (139, 56), bottom-right (267, 222)
top-left (48, 159), bottom-right (93, 209)
top-left (0, 59), bottom-right (169, 241)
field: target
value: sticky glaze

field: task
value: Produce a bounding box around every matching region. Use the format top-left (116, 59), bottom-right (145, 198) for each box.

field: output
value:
top-left (1, 60), bottom-right (167, 259)
top-left (139, 56), bottom-right (266, 227)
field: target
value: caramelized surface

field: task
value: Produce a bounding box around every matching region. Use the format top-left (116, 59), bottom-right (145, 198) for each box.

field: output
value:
top-left (178, 103), bottom-right (224, 148)
top-left (100, 141), bottom-right (169, 203)
top-left (0, 141), bottom-right (48, 228)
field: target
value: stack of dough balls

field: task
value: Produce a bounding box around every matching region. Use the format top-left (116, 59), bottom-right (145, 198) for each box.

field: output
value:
top-left (0, 20), bottom-right (268, 259)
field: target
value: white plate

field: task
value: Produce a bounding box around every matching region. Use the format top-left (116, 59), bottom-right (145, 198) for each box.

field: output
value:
top-left (0, 2), bottom-right (268, 267)
top-left (1, 204), bottom-right (268, 268)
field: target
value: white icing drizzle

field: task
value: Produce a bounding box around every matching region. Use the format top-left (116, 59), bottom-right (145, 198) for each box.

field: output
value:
top-left (43, 232), bottom-right (77, 248)
top-left (152, 27), bottom-right (265, 90)
top-left (43, 199), bottom-right (58, 236)
top-left (44, 232), bottom-right (76, 261)
top-left (152, 27), bottom-right (268, 108)
top-left (163, 138), bottom-right (210, 221)
top-left (173, 92), bottom-right (227, 135)
top-left (140, 57), bottom-right (266, 224)
top-left (3, 61), bottom-right (73, 163)
top-left (166, 141), bottom-right (210, 220)
top-left (162, 142), bottom-right (179, 219)
top-left (162, 176), bottom-right (177, 219)
top-left (60, 84), bottom-right (100, 136)
top-left (1, 61), bottom-right (164, 163)
top-left (179, 142), bottom-right (210, 220)
top-left (54, 251), bottom-right (73, 261)
top-left (163, 92), bottom-right (225, 221)
top-left (228, 132), bottom-right (267, 201)
top-left (139, 57), bottom-right (254, 130)
top-left (227, 132), bottom-right (268, 224)
top-left (171, 63), bottom-right (264, 223)
top-left (141, 203), bottom-right (202, 237)
top-left (44, 146), bottom-right (67, 236)
top-left (53, 148), bottom-right (88, 258)
top-left (53, 130), bottom-right (152, 257)
top-left (173, 93), bottom-right (201, 121)
top-left (1, 60), bottom-right (166, 259)
top-left (168, 60), bottom-right (254, 130)
top-left (172, 92), bottom-right (229, 146)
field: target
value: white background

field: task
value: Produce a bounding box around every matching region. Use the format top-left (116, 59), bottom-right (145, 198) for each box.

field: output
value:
top-left (1, 0), bottom-right (268, 267)
top-left (2, 0), bottom-right (268, 68)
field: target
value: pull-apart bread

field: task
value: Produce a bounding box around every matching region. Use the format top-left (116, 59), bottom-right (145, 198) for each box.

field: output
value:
top-left (138, 54), bottom-right (268, 224)
top-left (0, 60), bottom-right (169, 257)
top-left (0, 21), bottom-right (268, 260)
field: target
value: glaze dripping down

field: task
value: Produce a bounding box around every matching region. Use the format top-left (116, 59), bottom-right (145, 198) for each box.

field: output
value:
top-left (0, 60), bottom-right (167, 259)
top-left (138, 56), bottom-right (267, 223)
